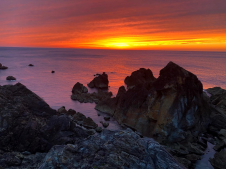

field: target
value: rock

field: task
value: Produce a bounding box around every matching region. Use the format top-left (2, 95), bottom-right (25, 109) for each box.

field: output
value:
top-left (213, 140), bottom-right (225, 151)
top-left (28, 64), bottom-right (34, 66)
top-left (100, 121), bottom-right (109, 128)
top-left (58, 106), bottom-right (67, 114)
top-left (6, 76), bottom-right (16, 80)
top-left (218, 129), bottom-right (226, 139)
top-left (0, 83), bottom-right (89, 153)
top-left (0, 151), bottom-right (46, 168)
top-left (124, 68), bottom-right (156, 89)
top-left (0, 63), bottom-right (8, 69)
top-left (95, 127), bottom-right (102, 133)
top-left (174, 156), bottom-right (191, 168)
top-left (72, 82), bottom-right (88, 94)
top-left (87, 72), bottom-right (109, 89)
top-left (51, 70), bottom-right (55, 73)
top-left (96, 61), bottom-right (210, 144)
top-left (186, 154), bottom-right (201, 162)
top-left (104, 116), bottom-right (110, 121)
top-left (71, 88), bottom-right (112, 104)
top-left (83, 117), bottom-right (98, 129)
top-left (39, 129), bottom-right (184, 169)
top-left (209, 150), bottom-right (226, 169)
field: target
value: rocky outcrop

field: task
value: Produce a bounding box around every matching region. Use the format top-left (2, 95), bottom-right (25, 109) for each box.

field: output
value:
top-left (39, 129), bottom-right (184, 169)
top-left (72, 82), bottom-right (88, 94)
top-left (0, 83), bottom-right (89, 154)
top-left (6, 76), bottom-right (16, 80)
top-left (71, 82), bottom-right (112, 103)
top-left (96, 62), bottom-right (210, 143)
top-left (88, 72), bottom-right (109, 89)
top-left (209, 150), bottom-right (226, 169)
top-left (0, 63), bottom-right (8, 69)
top-left (124, 68), bottom-right (156, 89)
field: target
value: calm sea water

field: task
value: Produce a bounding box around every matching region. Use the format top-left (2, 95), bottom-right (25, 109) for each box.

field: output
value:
top-left (1, 47), bottom-right (226, 126)
top-left (1, 47), bottom-right (225, 168)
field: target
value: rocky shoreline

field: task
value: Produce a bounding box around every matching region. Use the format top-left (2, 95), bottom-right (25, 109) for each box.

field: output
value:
top-left (1, 61), bottom-right (226, 168)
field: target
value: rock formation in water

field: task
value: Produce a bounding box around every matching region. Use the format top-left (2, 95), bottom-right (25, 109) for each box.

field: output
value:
top-left (6, 76), bottom-right (16, 80)
top-left (71, 82), bottom-right (112, 103)
top-left (0, 83), bottom-right (183, 168)
top-left (96, 61), bottom-right (210, 142)
top-left (96, 61), bottom-right (212, 168)
top-left (88, 72), bottom-right (109, 89)
top-left (0, 63), bottom-right (8, 69)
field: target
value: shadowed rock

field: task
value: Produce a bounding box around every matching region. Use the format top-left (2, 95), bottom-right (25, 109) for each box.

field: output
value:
top-left (88, 72), bottom-right (109, 89)
top-left (125, 68), bottom-right (156, 89)
top-left (0, 63), bottom-right (8, 69)
top-left (39, 129), bottom-right (185, 169)
top-left (96, 62), bottom-right (210, 143)
top-left (209, 150), bottom-right (226, 169)
top-left (72, 82), bottom-right (88, 94)
top-left (0, 83), bottom-right (89, 154)
top-left (6, 76), bottom-right (16, 80)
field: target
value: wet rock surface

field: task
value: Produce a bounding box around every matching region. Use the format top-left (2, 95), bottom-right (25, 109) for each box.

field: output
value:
top-left (39, 129), bottom-right (185, 169)
top-left (88, 72), bottom-right (109, 89)
top-left (72, 82), bottom-right (88, 94)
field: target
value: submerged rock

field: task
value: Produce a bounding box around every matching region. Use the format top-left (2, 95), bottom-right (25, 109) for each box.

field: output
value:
top-left (88, 72), bottom-right (109, 89)
top-left (6, 76), bottom-right (16, 80)
top-left (39, 129), bottom-right (184, 169)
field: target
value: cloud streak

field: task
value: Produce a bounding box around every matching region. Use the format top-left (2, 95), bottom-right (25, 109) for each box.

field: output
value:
top-left (0, 0), bottom-right (226, 50)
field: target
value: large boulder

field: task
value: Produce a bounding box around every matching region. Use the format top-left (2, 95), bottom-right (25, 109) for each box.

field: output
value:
top-left (209, 150), bottom-right (226, 169)
top-left (72, 82), bottom-right (88, 94)
top-left (88, 72), bottom-right (109, 89)
top-left (39, 129), bottom-right (184, 169)
top-left (0, 83), bottom-right (89, 154)
top-left (124, 68), bottom-right (156, 89)
top-left (96, 62), bottom-right (210, 143)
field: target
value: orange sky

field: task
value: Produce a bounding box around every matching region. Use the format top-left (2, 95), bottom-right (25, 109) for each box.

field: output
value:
top-left (0, 0), bottom-right (226, 51)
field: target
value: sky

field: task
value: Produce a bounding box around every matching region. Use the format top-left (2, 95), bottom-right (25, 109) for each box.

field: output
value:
top-left (0, 0), bottom-right (226, 51)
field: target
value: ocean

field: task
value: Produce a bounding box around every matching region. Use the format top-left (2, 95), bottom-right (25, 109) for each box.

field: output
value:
top-left (0, 47), bottom-right (226, 127)
top-left (1, 47), bottom-right (225, 168)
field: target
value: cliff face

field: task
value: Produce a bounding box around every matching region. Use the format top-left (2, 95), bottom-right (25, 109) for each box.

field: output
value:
top-left (96, 62), bottom-right (210, 143)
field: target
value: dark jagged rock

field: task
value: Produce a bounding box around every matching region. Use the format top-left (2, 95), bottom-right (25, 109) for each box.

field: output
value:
top-left (96, 62), bottom-right (211, 168)
top-left (0, 83), bottom-right (89, 155)
top-left (72, 82), bottom-right (88, 94)
top-left (6, 76), bottom-right (16, 80)
top-left (39, 129), bottom-right (184, 169)
top-left (124, 68), bottom-right (156, 89)
top-left (0, 63), bottom-right (8, 69)
top-left (96, 62), bottom-right (210, 143)
top-left (88, 72), bottom-right (109, 89)
top-left (71, 88), bottom-right (112, 104)
top-left (209, 150), bottom-right (226, 169)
